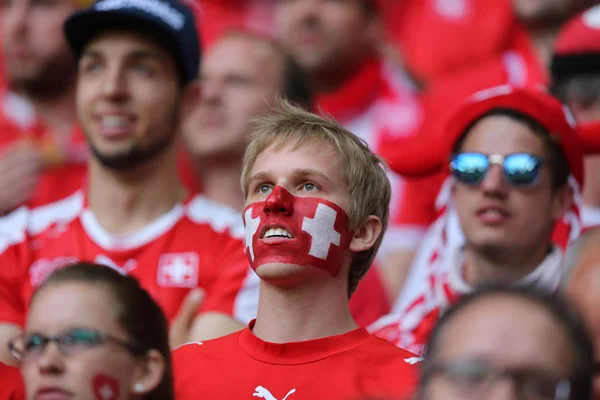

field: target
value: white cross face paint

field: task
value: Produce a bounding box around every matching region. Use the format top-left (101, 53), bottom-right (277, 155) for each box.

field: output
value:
top-left (243, 186), bottom-right (353, 277)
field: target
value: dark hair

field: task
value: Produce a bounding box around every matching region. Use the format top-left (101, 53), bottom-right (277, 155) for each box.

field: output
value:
top-left (452, 108), bottom-right (571, 189)
top-left (552, 74), bottom-right (600, 111)
top-left (360, 0), bottom-right (378, 16)
top-left (33, 263), bottom-right (174, 400)
top-left (421, 286), bottom-right (594, 400)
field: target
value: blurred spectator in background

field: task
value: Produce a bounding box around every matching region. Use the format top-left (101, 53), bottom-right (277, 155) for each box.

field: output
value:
top-left (370, 86), bottom-right (583, 355)
top-left (381, 0), bottom-right (524, 86)
top-left (417, 286), bottom-right (594, 400)
top-left (379, 1), bottom-right (594, 278)
top-left (10, 263), bottom-right (173, 400)
top-left (563, 226), bottom-right (600, 399)
top-left (552, 4), bottom-right (600, 226)
top-left (180, 30), bottom-right (312, 210)
top-left (0, 0), bottom-right (90, 214)
top-left (0, 0), bottom-right (257, 366)
top-left (274, 0), bottom-right (425, 307)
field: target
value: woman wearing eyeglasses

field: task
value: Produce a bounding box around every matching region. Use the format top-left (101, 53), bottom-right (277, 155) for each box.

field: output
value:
top-left (9, 262), bottom-right (173, 400)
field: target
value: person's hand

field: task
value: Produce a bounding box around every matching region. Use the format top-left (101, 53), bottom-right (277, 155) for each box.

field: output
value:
top-left (0, 143), bottom-right (44, 214)
top-left (169, 289), bottom-right (204, 349)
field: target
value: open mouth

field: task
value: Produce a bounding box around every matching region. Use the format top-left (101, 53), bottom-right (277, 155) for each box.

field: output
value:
top-left (262, 227), bottom-right (294, 239)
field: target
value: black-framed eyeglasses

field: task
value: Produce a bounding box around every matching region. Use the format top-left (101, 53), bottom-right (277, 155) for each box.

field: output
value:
top-left (8, 328), bottom-right (145, 362)
top-left (425, 359), bottom-right (572, 400)
top-left (449, 152), bottom-right (544, 187)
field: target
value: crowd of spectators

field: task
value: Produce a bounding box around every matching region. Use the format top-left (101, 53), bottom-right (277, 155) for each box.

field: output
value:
top-left (0, 0), bottom-right (599, 399)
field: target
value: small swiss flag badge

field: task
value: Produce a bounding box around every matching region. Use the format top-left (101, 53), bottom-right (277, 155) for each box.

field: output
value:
top-left (157, 252), bottom-right (199, 288)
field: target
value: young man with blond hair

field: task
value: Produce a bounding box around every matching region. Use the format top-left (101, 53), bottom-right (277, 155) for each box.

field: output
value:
top-left (173, 100), bottom-right (420, 399)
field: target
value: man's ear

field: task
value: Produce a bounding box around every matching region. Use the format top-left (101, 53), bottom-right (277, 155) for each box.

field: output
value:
top-left (130, 350), bottom-right (165, 397)
top-left (349, 215), bottom-right (382, 253)
top-left (552, 182), bottom-right (574, 220)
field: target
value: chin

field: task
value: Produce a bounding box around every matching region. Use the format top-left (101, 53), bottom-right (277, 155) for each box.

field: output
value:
top-left (255, 262), bottom-right (323, 287)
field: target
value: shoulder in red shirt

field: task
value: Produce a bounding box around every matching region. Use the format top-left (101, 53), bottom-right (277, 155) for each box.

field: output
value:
top-left (0, 362), bottom-right (25, 400)
top-left (173, 320), bottom-right (421, 400)
top-left (0, 191), bottom-right (257, 327)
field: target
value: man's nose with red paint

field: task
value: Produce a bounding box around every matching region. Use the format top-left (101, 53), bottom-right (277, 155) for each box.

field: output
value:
top-left (264, 186), bottom-right (294, 216)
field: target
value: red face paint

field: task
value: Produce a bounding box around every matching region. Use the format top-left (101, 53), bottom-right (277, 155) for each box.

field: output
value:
top-left (243, 186), bottom-right (353, 277)
top-left (92, 374), bottom-right (119, 400)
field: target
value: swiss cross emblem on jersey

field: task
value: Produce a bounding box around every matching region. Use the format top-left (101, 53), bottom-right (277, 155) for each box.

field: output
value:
top-left (157, 252), bottom-right (199, 288)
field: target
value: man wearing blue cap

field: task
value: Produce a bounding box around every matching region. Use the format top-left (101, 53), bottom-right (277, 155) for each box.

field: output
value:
top-left (0, 0), bottom-right (256, 365)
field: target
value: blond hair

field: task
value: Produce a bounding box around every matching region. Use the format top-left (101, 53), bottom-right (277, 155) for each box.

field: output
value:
top-left (241, 99), bottom-right (391, 296)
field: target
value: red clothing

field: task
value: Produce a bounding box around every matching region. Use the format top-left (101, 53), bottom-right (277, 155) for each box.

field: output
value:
top-left (0, 363), bottom-right (24, 400)
top-left (0, 91), bottom-right (87, 209)
top-left (316, 57), bottom-right (425, 253)
top-left (383, 0), bottom-right (526, 84)
top-left (369, 178), bottom-right (583, 355)
top-left (385, 33), bottom-right (547, 232)
top-left (173, 321), bottom-right (421, 400)
top-left (195, 0), bottom-right (274, 48)
top-left (0, 190), bottom-right (257, 326)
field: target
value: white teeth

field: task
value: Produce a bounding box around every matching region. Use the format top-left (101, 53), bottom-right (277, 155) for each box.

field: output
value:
top-left (101, 116), bottom-right (129, 128)
top-left (263, 228), bottom-right (293, 238)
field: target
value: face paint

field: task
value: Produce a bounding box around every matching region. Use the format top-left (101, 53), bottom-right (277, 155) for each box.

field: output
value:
top-left (243, 186), bottom-right (353, 277)
top-left (93, 374), bottom-right (120, 400)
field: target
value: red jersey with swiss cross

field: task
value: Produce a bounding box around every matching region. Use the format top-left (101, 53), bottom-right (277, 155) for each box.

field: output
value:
top-left (0, 190), bottom-right (257, 327)
top-left (173, 321), bottom-right (421, 400)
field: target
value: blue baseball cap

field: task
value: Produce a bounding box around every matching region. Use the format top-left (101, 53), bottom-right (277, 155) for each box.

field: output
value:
top-left (64, 0), bottom-right (201, 84)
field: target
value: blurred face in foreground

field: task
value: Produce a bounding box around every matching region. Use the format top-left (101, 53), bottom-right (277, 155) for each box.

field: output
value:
top-left (422, 294), bottom-right (574, 400)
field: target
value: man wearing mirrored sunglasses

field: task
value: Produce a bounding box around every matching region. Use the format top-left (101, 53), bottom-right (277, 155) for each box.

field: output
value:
top-left (370, 85), bottom-right (584, 355)
top-left (417, 286), bottom-right (594, 400)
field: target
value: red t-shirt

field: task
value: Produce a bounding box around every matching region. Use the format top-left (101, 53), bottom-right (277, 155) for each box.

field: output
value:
top-left (0, 91), bottom-right (87, 209)
top-left (173, 321), bottom-right (421, 400)
top-left (0, 190), bottom-right (257, 327)
top-left (0, 363), bottom-right (24, 400)
top-left (382, 0), bottom-right (526, 84)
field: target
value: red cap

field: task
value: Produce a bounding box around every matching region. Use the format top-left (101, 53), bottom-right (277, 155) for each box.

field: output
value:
top-left (384, 85), bottom-right (586, 187)
top-left (551, 4), bottom-right (600, 78)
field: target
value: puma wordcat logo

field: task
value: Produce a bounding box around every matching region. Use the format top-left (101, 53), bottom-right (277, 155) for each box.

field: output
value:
top-left (253, 386), bottom-right (296, 400)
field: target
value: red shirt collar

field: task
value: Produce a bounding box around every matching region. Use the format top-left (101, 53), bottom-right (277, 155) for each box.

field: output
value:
top-left (238, 319), bottom-right (373, 365)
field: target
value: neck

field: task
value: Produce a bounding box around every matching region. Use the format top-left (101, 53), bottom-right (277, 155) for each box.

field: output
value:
top-left (463, 242), bottom-right (551, 287)
top-left (196, 160), bottom-right (244, 211)
top-left (312, 52), bottom-right (373, 93)
top-left (528, 27), bottom-right (559, 71)
top-left (14, 76), bottom-right (77, 131)
top-left (87, 146), bottom-right (186, 234)
top-left (252, 277), bottom-right (358, 343)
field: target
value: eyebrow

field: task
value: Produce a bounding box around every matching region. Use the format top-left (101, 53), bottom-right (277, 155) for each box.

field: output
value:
top-left (248, 169), bottom-right (334, 186)
top-left (81, 49), bottom-right (166, 63)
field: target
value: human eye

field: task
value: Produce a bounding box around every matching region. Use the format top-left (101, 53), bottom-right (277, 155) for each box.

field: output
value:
top-left (79, 58), bottom-right (103, 75)
top-left (61, 329), bottom-right (103, 348)
top-left (136, 63), bottom-right (156, 75)
top-left (258, 184), bottom-right (273, 195)
top-left (300, 182), bottom-right (319, 192)
top-left (445, 360), bottom-right (492, 389)
top-left (23, 334), bottom-right (46, 352)
top-left (520, 373), bottom-right (566, 400)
